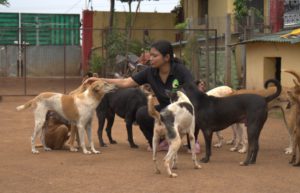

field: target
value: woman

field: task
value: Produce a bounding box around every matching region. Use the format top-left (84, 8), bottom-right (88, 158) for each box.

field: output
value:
top-left (195, 79), bottom-right (206, 92)
top-left (86, 40), bottom-right (194, 150)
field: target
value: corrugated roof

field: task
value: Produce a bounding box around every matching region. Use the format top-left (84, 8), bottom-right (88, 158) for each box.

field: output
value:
top-left (242, 29), bottom-right (300, 44)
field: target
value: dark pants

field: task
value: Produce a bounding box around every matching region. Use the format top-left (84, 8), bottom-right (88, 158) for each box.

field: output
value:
top-left (136, 105), bottom-right (164, 147)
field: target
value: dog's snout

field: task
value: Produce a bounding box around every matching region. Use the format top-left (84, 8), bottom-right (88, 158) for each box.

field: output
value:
top-left (104, 83), bottom-right (117, 93)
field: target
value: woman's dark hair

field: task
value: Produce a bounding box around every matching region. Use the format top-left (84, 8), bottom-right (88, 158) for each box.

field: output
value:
top-left (151, 40), bottom-right (175, 62)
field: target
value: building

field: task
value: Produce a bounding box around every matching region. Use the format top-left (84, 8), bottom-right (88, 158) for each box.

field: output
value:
top-left (243, 29), bottom-right (300, 89)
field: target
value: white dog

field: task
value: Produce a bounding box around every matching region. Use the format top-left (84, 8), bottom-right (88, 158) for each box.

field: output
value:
top-left (148, 91), bottom-right (201, 178)
top-left (16, 80), bottom-right (116, 154)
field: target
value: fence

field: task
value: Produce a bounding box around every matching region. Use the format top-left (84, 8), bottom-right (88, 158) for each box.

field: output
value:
top-left (0, 26), bottom-right (238, 96)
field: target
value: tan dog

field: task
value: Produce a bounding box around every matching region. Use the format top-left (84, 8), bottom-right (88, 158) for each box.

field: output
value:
top-left (286, 81), bottom-right (300, 166)
top-left (281, 70), bottom-right (300, 156)
top-left (16, 80), bottom-right (116, 154)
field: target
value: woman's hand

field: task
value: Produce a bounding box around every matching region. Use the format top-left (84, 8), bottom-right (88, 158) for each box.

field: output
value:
top-left (82, 77), bottom-right (100, 85)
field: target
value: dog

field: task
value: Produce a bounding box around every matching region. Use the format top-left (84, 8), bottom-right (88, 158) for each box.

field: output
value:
top-left (42, 111), bottom-right (71, 150)
top-left (96, 86), bottom-right (149, 148)
top-left (37, 72), bottom-right (99, 153)
top-left (213, 82), bottom-right (296, 154)
top-left (286, 80), bottom-right (300, 166)
top-left (202, 86), bottom-right (249, 153)
top-left (148, 91), bottom-right (201, 177)
top-left (181, 79), bottom-right (281, 165)
top-left (16, 80), bottom-right (116, 154)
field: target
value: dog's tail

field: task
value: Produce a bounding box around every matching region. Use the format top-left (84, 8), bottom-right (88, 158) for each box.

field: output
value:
top-left (147, 95), bottom-right (162, 125)
top-left (16, 97), bottom-right (37, 111)
top-left (264, 79), bottom-right (282, 103)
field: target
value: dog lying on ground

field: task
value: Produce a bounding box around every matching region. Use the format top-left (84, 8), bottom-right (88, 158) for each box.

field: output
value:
top-left (182, 79), bottom-right (281, 165)
top-left (16, 80), bottom-right (116, 154)
top-left (286, 80), bottom-right (300, 166)
top-left (96, 86), bottom-right (150, 148)
top-left (148, 91), bottom-right (201, 177)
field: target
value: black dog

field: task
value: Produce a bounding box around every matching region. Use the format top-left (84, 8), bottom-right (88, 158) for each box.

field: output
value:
top-left (96, 87), bottom-right (148, 148)
top-left (182, 79), bottom-right (281, 165)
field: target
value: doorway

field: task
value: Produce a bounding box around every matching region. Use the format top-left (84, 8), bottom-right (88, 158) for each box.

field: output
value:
top-left (263, 57), bottom-right (281, 83)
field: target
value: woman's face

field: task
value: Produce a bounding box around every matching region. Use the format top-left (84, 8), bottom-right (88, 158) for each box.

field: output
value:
top-left (198, 82), bottom-right (206, 92)
top-left (149, 47), bottom-right (169, 68)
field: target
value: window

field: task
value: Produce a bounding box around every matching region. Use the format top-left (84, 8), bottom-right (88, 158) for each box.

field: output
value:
top-left (198, 0), bottom-right (208, 25)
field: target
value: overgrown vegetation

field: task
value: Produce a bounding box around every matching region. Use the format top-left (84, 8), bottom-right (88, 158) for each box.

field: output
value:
top-left (234, 0), bottom-right (264, 29)
top-left (90, 53), bottom-right (105, 74)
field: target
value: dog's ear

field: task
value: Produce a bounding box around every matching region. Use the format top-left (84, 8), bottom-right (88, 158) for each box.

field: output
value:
top-left (293, 79), bottom-right (300, 87)
top-left (92, 84), bottom-right (102, 92)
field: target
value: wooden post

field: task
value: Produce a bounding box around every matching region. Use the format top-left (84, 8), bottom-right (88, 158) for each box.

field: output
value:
top-left (225, 13), bottom-right (231, 86)
top-left (205, 14), bottom-right (210, 88)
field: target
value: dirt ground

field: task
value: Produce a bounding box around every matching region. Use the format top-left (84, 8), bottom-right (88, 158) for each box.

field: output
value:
top-left (0, 95), bottom-right (300, 193)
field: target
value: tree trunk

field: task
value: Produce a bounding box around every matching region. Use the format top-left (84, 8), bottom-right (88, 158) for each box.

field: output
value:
top-left (109, 0), bottom-right (115, 31)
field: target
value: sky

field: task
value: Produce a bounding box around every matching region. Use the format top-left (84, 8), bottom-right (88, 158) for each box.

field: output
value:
top-left (0, 0), bottom-right (180, 14)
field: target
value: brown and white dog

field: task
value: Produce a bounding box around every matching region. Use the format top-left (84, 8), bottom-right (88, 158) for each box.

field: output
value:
top-left (148, 91), bottom-right (201, 178)
top-left (16, 80), bottom-right (116, 154)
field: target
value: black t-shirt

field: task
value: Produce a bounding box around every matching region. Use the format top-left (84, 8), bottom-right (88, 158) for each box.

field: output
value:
top-left (132, 61), bottom-right (194, 108)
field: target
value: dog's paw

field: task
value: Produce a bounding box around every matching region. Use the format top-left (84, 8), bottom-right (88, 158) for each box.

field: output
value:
top-left (226, 139), bottom-right (235, 145)
top-left (285, 147), bottom-right (293, 154)
top-left (169, 173), bottom-right (178, 178)
top-left (194, 164), bottom-right (202, 169)
top-left (92, 150), bottom-right (101, 154)
top-left (100, 143), bottom-right (108, 147)
top-left (239, 161), bottom-right (248, 166)
top-left (44, 147), bottom-right (52, 151)
top-left (230, 147), bottom-right (238, 152)
top-left (130, 144), bottom-right (139, 148)
top-left (238, 148), bottom-right (247, 154)
top-left (70, 147), bottom-right (78, 152)
top-left (110, 140), bottom-right (117, 144)
top-left (200, 157), bottom-right (209, 163)
top-left (83, 150), bottom-right (92, 154)
top-left (213, 143), bottom-right (222, 148)
top-left (293, 162), bottom-right (300, 167)
top-left (32, 149), bottom-right (39, 154)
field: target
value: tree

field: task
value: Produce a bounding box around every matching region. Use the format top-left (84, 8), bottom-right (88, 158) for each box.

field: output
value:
top-left (233, 0), bottom-right (248, 27)
top-left (0, 0), bottom-right (9, 6)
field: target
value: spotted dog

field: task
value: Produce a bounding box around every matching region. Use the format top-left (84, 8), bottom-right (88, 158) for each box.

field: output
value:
top-left (148, 91), bottom-right (201, 178)
top-left (16, 80), bottom-right (116, 154)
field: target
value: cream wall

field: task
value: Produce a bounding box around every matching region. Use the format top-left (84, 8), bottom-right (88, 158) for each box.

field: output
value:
top-left (246, 42), bottom-right (300, 89)
top-left (92, 11), bottom-right (176, 51)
